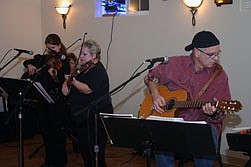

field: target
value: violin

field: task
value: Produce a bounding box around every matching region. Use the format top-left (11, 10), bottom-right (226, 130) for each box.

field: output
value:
top-left (21, 54), bottom-right (63, 81)
top-left (47, 56), bottom-right (62, 71)
top-left (47, 56), bottom-right (63, 83)
top-left (67, 61), bottom-right (95, 85)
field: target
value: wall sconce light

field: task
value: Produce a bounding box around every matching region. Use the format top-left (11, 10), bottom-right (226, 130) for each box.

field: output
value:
top-left (183, 0), bottom-right (203, 26)
top-left (55, 5), bottom-right (72, 29)
top-left (215, 0), bottom-right (233, 7)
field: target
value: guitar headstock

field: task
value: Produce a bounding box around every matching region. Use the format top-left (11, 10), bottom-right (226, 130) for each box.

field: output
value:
top-left (217, 100), bottom-right (242, 113)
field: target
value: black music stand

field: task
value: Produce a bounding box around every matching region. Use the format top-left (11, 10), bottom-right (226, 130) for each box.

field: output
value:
top-left (101, 116), bottom-right (216, 167)
top-left (227, 132), bottom-right (251, 167)
top-left (0, 77), bottom-right (53, 167)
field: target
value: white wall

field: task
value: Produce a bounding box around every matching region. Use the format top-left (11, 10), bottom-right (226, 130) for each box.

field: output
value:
top-left (1, 0), bottom-right (250, 160)
top-left (0, 0), bottom-right (42, 78)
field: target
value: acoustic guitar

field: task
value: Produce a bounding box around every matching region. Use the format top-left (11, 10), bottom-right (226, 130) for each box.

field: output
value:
top-left (138, 85), bottom-right (242, 119)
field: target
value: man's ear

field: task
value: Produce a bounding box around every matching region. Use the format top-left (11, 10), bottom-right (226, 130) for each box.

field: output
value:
top-left (194, 49), bottom-right (200, 58)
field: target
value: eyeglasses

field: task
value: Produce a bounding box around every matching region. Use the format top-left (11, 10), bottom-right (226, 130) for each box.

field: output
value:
top-left (197, 48), bottom-right (221, 58)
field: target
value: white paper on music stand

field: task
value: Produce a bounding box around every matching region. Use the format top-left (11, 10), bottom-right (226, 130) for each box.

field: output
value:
top-left (232, 127), bottom-right (251, 131)
top-left (33, 82), bottom-right (55, 103)
top-left (99, 113), bottom-right (135, 118)
top-left (146, 115), bottom-right (184, 122)
top-left (181, 120), bottom-right (207, 124)
top-left (146, 115), bottom-right (207, 124)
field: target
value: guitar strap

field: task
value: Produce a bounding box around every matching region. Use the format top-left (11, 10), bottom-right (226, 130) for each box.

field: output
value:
top-left (194, 63), bottom-right (222, 100)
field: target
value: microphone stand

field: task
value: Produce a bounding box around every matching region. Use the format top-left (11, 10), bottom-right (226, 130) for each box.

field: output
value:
top-left (66, 38), bottom-right (82, 50)
top-left (0, 51), bottom-right (22, 72)
top-left (0, 51), bottom-right (28, 167)
top-left (3, 79), bottom-right (36, 167)
top-left (74, 62), bottom-right (155, 167)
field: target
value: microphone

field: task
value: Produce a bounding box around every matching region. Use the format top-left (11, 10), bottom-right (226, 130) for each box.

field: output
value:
top-left (47, 48), bottom-right (66, 60)
top-left (14, 48), bottom-right (33, 55)
top-left (144, 56), bottom-right (168, 64)
top-left (60, 54), bottom-right (66, 60)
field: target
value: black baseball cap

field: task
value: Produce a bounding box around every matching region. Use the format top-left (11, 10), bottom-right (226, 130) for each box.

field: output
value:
top-left (185, 31), bottom-right (220, 51)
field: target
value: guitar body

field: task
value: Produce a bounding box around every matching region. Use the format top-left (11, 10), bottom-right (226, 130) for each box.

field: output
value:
top-left (139, 85), bottom-right (242, 119)
top-left (139, 85), bottom-right (188, 119)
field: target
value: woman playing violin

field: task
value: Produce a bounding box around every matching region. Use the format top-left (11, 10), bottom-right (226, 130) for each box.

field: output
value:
top-left (62, 39), bottom-right (113, 167)
top-left (23, 33), bottom-right (70, 167)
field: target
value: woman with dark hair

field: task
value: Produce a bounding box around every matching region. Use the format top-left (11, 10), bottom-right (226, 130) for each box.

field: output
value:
top-left (66, 52), bottom-right (77, 74)
top-left (23, 33), bottom-right (70, 167)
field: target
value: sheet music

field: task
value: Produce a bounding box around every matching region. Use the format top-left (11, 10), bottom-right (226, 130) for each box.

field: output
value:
top-left (99, 113), bottom-right (136, 118)
top-left (32, 82), bottom-right (55, 103)
top-left (146, 115), bottom-right (207, 124)
top-left (147, 115), bottom-right (184, 122)
top-left (182, 120), bottom-right (207, 124)
top-left (232, 127), bottom-right (251, 131)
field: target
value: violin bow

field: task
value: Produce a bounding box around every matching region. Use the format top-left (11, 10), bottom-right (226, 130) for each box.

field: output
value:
top-left (76, 32), bottom-right (87, 66)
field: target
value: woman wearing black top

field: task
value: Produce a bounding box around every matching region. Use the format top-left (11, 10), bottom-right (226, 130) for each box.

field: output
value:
top-left (62, 39), bottom-right (113, 167)
top-left (23, 34), bottom-right (70, 167)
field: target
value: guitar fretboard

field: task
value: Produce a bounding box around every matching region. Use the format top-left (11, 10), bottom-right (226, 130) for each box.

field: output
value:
top-left (174, 100), bottom-right (217, 109)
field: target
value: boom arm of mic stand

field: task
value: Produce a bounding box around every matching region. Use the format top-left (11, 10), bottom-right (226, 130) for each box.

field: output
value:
top-left (66, 38), bottom-right (81, 50)
top-left (0, 52), bottom-right (22, 72)
top-left (109, 63), bottom-right (153, 95)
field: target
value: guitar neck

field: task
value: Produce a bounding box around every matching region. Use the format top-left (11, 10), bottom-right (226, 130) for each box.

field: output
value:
top-left (174, 100), bottom-right (217, 109)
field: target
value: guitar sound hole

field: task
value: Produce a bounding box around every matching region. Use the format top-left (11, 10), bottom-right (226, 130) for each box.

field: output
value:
top-left (165, 99), bottom-right (175, 111)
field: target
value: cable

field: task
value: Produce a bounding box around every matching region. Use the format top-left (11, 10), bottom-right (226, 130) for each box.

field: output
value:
top-left (130, 62), bottom-right (144, 79)
top-left (105, 13), bottom-right (116, 71)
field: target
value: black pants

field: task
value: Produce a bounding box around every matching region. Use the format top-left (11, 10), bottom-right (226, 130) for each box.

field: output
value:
top-left (73, 117), bottom-right (108, 167)
top-left (38, 101), bottom-right (67, 167)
